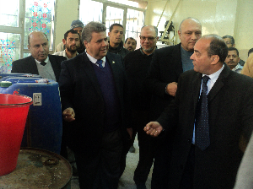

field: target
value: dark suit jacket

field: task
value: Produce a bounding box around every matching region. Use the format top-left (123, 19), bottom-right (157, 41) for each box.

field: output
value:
top-left (158, 64), bottom-right (253, 189)
top-left (11, 55), bottom-right (66, 82)
top-left (145, 43), bottom-right (183, 120)
top-left (59, 52), bottom-right (130, 153)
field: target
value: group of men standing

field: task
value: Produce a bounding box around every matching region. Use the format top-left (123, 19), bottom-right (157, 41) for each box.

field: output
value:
top-left (10, 17), bottom-right (253, 189)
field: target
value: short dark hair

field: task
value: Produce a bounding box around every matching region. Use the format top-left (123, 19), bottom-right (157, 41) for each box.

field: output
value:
top-left (227, 47), bottom-right (239, 56)
top-left (125, 37), bottom-right (136, 44)
top-left (28, 31), bottom-right (48, 45)
top-left (64, 29), bottom-right (79, 40)
top-left (248, 48), bottom-right (253, 57)
top-left (82, 22), bottom-right (106, 42)
top-left (203, 34), bottom-right (228, 63)
top-left (222, 35), bottom-right (235, 45)
top-left (109, 23), bottom-right (123, 32)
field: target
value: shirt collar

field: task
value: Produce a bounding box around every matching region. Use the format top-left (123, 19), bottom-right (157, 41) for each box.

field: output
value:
top-left (86, 52), bottom-right (106, 65)
top-left (34, 56), bottom-right (49, 65)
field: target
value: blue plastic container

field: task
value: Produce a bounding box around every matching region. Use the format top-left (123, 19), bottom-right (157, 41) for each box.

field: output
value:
top-left (0, 77), bottom-right (62, 154)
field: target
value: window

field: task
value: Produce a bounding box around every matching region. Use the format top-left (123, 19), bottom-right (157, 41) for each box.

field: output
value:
top-left (79, 0), bottom-right (145, 49)
top-left (0, 0), bottom-right (55, 73)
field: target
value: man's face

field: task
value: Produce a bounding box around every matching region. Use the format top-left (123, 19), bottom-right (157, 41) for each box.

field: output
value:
top-left (140, 26), bottom-right (158, 54)
top-left (124, 38), bottom-right (137, 51)
top-left (223, 38), bottom-right (234, 48)
top-left (108, 26), bottom-right (124, 45)
top-left (64, 33), bottom-right (80, 53)
top-left (178, 19), bottom-right (202, 51)
top-left (84, 32), bottom-right (108, 60)
top-left (190, 38), bottom-right (213, 74)
top-left (28, 32), bottom-right (49, 62)
top-left (73, 27), bottom-right (83, 36)
top-left (225, 50), bottom-right (240, 69)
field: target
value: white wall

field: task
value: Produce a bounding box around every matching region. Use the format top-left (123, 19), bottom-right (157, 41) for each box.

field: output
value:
top-left (54, 0), bottom-right (79, 50)
top-left (145, 0), bottom-right (253, 61)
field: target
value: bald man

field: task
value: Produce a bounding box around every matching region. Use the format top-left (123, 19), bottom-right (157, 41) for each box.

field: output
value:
top-left (144, 17), bottom-right (202, 189)
top-left (12, 31), bottom-right (66, 82)
top-left (124, 25), bottom-right (159, 189)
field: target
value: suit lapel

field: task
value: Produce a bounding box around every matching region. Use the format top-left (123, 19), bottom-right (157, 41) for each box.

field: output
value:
top-left (208, 64), bottom-right (230, 103)
top-left (106, 53), bottom-right (121, 93)
top-left (27, 56), bottom-right (39, 74)
top-left (81, 53), bottom-right (104, 99)
top-left (192, 72), bottom-right (202, 112)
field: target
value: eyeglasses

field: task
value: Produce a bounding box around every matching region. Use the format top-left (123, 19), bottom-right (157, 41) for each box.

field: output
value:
top-left (140, 36), bottom-right (156, 41)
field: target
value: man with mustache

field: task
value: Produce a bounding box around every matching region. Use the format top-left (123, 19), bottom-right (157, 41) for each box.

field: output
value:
top-left (54, 29), bottom-right (80, 60)
top-left (124, 37), bottom-right (137, 52)
top-left (108, 23), bottom-right (129, 59)
top-left (59, 21), bottom-right (132, 189)
top-left (225, 47), bottom-right (243, 73)
top-left (11, 31), bottom-right (66, 82)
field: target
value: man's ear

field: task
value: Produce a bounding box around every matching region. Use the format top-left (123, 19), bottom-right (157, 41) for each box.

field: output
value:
top-left (83, 40), bottom-right (88, 49)
top-left (27, 45), bottom-right (30, 51)
top-left (233, 43), bottom-right (235, 47)
top-left (62, 39), bottom-right (66, 45)
top-left (108, 32), bottom-right (111, 37)
top-left (211, 55), bottom-right (220, 65)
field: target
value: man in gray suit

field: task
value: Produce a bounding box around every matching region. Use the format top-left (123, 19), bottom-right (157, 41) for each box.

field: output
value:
top-left (12, 31), bottom-right (66, 82)
top-left (145, 34), bottom-right (253, 189)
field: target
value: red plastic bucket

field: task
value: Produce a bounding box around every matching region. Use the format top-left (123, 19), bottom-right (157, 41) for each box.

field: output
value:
top-left (0, 94), bottom-right (32, 176)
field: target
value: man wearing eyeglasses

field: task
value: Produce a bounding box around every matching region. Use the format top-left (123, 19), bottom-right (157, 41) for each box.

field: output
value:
top-left (124, 25), bottom-right (159, 189)
top-left (144, 17), bottom-right (202, 189)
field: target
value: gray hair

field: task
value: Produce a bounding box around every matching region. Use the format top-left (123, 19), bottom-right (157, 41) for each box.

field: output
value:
top-left (202, 34), bottom-right (228, 63)
top-left (82, 22), bottom-right (106, 42)
top-left (141, 25), bottom-right (158, 37)
top-left (178, 17), bottom-right (202, 32)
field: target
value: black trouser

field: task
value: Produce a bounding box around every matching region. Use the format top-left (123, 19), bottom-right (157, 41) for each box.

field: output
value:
top-left (179, 145), bottom-right (195, 189)
top-left (74, 129), bottom-right (123, 189)
top-left (131, 109), bottom-right (156, 185)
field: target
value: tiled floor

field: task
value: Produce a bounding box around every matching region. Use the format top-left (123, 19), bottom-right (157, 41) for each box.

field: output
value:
top-left (71, 138), bottom-right (153, 189)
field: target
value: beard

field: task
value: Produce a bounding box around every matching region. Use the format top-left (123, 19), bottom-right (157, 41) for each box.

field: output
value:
top-left (142, 46), bottom-right (155, 53)
top-left (66, 45), bottom-right (77, 53)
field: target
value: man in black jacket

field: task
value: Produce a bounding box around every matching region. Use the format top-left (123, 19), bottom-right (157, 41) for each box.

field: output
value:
top-left (124, 25), bottom-right (159, 189)
top-left (11, 31), bottom-right (66, 82)
top-left (108, 23), bottom-right (129, 59)
top-left (144, 17), bottom-right (202, 188)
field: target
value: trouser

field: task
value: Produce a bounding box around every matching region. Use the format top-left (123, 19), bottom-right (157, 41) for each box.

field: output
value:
top-left (74, 129), bottom-right (123, 189)
top-left (132, 109), bottom-right (156, 184)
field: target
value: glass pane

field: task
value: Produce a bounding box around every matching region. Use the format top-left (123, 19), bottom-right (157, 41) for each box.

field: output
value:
top-left (0, 0), bottom-right (19, 27)
top-left (79, 0), bottom-right (103, 25)
top-left (106, 6), bottom-right (124, 34)
top-left (126, 9), bottom-right (144, 49)
top-left (24, 0), bottom-right (55, 50)
top-left (0, 32), bottom-right (21, 73)
top-left (108, 0), bottom-right (138, 7)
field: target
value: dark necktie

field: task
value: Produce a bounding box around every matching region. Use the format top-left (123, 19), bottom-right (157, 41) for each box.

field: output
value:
top-left (41, 61), bottom-right (46, 66)
top-left (195, 75), bottom-right (210, 151)
top-left (96, 59), bottom-right (103, 68)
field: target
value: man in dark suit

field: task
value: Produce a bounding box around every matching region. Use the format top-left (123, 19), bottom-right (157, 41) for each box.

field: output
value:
top-left (59, 21), bottom-right (131, 189)
top-left (145, 34), bottom-right (253, 189)
top-left (11, 31), bottom-right (66, 82)
top-left (144, 17), bottom-right (202, 188)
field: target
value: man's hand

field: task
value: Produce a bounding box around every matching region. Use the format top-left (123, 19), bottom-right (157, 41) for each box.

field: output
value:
top-left (166, 82), bottom-right (178, 97)
top-left (144, 121), bottom-right (163, 137)
top-left (63, 107), bottom-right (75, 122)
